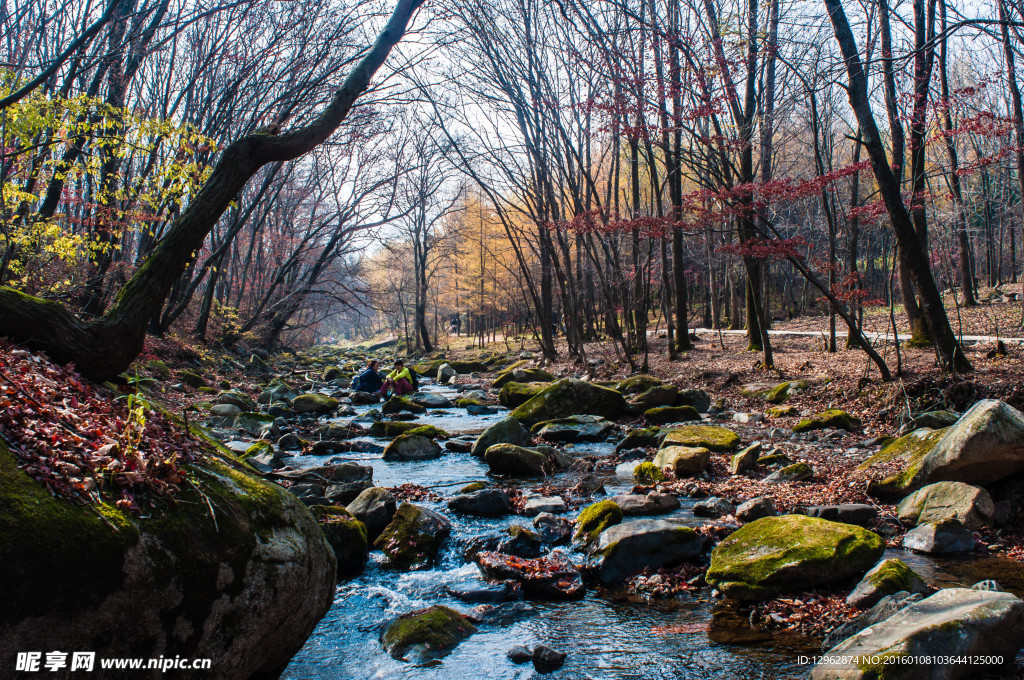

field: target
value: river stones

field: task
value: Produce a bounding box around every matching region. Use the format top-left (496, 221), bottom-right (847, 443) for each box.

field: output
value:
top-left (374, 503), bottom-right (451, 570)
top-left (764, 380), bottom-right (810, 404)
top-left (292, 393), bottom-right (339, 414)
top-left (705, 515), bottom-right (885, 600)
top-left (216, 389), bottom-right (255, 411)
top-left (763, 462), bottom-right (813, 483)
top-left (573, 499), bottom-right (623, 548)
top-left (533, 415), bottom-right (614, 442)
top-left (492, 367), bottom-right (556, 389)
top-left (903, 518), bottom-right (977, 554)
top-left (533, 513), bottom-right (573, 545)
top-left (644, 405), bottom-right (701, 425)
top-left (609, 492), bottom-right (680, 516)
top-left (310, 506), bottom-right (368, 577)
top-left (803, 504), bottom-right (877, 526)
top-left (382, 396), bottom-right (426, 415)
top-left (653, 445), bottom-right (710, 475)
top-left (448, 489), bottom-right (513, 517)
top-left (499, 525), bottom-right (546, 558)
top-left (735, 496), bottom-right (777, 522)
top-left (616, 375), bottom-right (662, 394)
top-left (792, 409), bottom-right (861, 433)
top-left (271, 463), bottom-right (374, 505)
top-left (811, 588), bottom-right (1024, 680)
top-left (234, 411), bottom-right (276, 437)
top-left (471, 416), bottom-right (531, 457)
top-left (483, 444), bottom-right (569, 476)
top-left (897, 481), bottom-right (994, 530)
top-left (346, 487), bottom-right (397, 541)
top-left (498, 381), bottom-right (551, 408)
top-left (615, 426), bottom-right (661, 452)
top-left (693, 496), bottom-right (736, 518)
top-left (0, 444), bottom-right (336, 680)
top-left (846, 558), bottom-right (930, 609)
top-left (729, 442), bottom-right (762, 474)
top-left (676, 388), bottom-right (712, 413)
top-left (592, 519), bottom-right (702, 584)
top-left (410, 391), bottom-right (452, 408)
top-left (860, 428), bottom-right (950, 499)
top-left (437, 363), bottom-right (457, 383)
top-left (824, 591), bottom-right (925, 650)
top-left (660, 425), bottom-right (740, 451)
top-left (523, 496), bottom-right (568, 516)
top-left (381, 605), bottom-right (477, 663)
top-left (382, 434), bottom-right (442, 461)
top-left (511, 379), bottom-right (627, 427)
top-left (474, 551), bottom-right (585, 599)
top-left (627, 385), bottom-right (678, 414)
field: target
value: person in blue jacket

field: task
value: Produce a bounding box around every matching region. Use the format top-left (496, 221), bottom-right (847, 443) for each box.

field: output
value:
top-left (352, 359), bottom-right (383, 393)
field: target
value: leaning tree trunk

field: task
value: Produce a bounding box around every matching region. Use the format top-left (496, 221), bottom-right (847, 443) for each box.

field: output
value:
top-left (0, 0), bottom-right (426, 381)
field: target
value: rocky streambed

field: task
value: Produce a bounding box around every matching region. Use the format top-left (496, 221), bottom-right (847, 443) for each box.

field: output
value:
top-left (196, 359), bottom-right (1024, 680)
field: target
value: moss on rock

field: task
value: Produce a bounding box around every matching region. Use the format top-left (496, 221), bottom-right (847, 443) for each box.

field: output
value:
top-left (764, 381), bottom-right (810, 404)
top-left (792, 409), bottom-right (861, 433)
top-left (512, 379), bottom-right (627, 427)
top-left (766, 405), bottom-right (799, 418)
top-left (860, 428), bottom-right (948, 499)
top-left (310, 505), bottom-right (368, 577)
top-left (573, 499), bottom-right (623, 546)
top-left (293, 393), bottom-right (339, 414)
top-left (498, 381), bottom-right (551, 408)
top-left (633, 461), bottom-right (666, 482)
top-left (616, 375), bottom-right (663, 395)
top-left (660, 425), bottom-right (740, 451)
top-left (616, 426), bottom-right (661, 451)
top-left (381, 605), bottom-right (477, 662)
top-left (643, 405), bottom-right (701, 425)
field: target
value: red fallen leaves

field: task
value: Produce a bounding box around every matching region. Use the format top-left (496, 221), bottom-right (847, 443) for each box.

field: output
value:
top-left (0, 341), bottom-right (202, 510)
top-left (387, 483), bottom-right (442, 502)
top-left (475, 551), bottom-right (585, 600)
top-left (750, 593), bottom-right (857, 638)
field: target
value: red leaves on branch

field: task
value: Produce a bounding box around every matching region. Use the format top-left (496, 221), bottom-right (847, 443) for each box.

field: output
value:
top-left (0, 341), bottom-right (202, 510)
top-left (719, 237), bottom-right (807, 260)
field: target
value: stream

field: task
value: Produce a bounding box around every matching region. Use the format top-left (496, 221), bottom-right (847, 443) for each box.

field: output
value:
top-left (279, 381), bottom-right (1024, 679)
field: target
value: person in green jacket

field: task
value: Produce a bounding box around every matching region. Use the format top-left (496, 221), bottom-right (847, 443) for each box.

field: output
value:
top-left (379, 359), bottom-right (414, 396)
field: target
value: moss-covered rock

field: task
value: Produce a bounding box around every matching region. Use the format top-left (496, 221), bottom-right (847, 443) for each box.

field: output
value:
top-left (653, 446), bottom-right (710, 476)
top-left (233, 411), bottom-right (276, 436)
top-left (447, 360), bottom-right (488, 374)
top-left (764, 380), bottom-right (810, 404)
top-left (381, 605), bottom-right (477, 663)
top-left (573, 499), bottom-right (623, 547)
top-left (483, 443), bottom-right (567, 476)
top-left (730, 442), bottom-right (763, 474)
top-left (846, 558), bottom-right (930, 609)
top-left (470, 416), bottom-right (532, 457)
top-left (382, 396), bottom-right (426, 415)
top-left (374, 503), bottom-right (451, 570)
top-left (146, 358), bottom-right (171, 380)
top-left (633, 461), bottom-right (666, 482)
top-left (860, 428), bottom-right (948, 499)
top-left (616, 375), bottom-right (663, 395)
top-left (896, 481), bottom-right (994, 530)
top-left (491, 367), bottom-right (556, 389)
top-left (243, 440), bottom-right (273, 458)
top-left (0, 442), bottom-right (335, 679)
top-left (455, 398), bottom-right (483, 408)
top-left (458, 481), bottom-right (487, 494)
top-left (310, 505), bottom-right (368, 577)
top-left (322, 366), bottom-right (344, 382)
top-left (382, 434), bottom-right (443, 462)
top-left (178, 369), bottom-right (206, 388)
top-left (792, 409), bottom-right (861, 433)
top-left (766, 405), bottom-right (799, 418)
top-left (705, 515), bottom-right (885, 600)
top-left (532, 415), bottom-right (614, 442)
top-left (660, 425), bottom-right (740, 451)
top-left (292, 393), bottom-right (339, 414)
top-left (615, 426), bottom-right (661, 452)
top-left (512, 379), bottom-right (627, 427)
top-left (627, 385), bottom-right (678, 414)
top-left (763, 462), bottom-right (813, 483)
top-left (644, 405), bottom-right (701, 425)
top-left (592, 519), bottom-right (702, 584)
top-left (498, 381), bottom-right (551, 408)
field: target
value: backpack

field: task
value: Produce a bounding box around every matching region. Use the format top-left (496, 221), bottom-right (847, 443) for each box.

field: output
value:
top-left (408, 367), bottom-right (420, 390)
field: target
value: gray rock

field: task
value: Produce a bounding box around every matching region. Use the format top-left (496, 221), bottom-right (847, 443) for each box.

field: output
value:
top-left (823, 591), bottom-right (924, 649)
top-left (609, 492), bottom-right (680, 516)
top-left (729, 442), bottom-right (762, 475)
top-left (846, 558), bottom-right (930, 609)
top-left (903, 518), bottom-right (977, 554)
top-left (374, 503), bottom-right (452, 570)
top-left (471, 416), bottom-right (532, 457)
top-left (411, 391), bottom-right (452, 408)
top-left (804, 504), bottom-right (877, 526)
top-left (897, 481), bottom-right (995, 530)
top-left (693, 496), bottom-right (736, 518)
top-left (763, 462), bottom-right (813, 483)
top-left (676, 388), bottom-right (712, 413)
top-left (533, 513), bottom-right (573, 545)
top-left (532, 645), bottom-right (567, 673)
top-left (210, 403), bottom-right (242, 419)
top-left (346, 487), bottom-right (397, 540)
top-left (466, 404), bottom-right (498, 415)
top-left (437, 363), bottom-right (457, 382)
top-left (445, 438), bottom-right (475, 453)
top-left (506, 646), bottom-right (532, 664)
top-left (448, 489), bottom-right (513, 517)
top-left (812, 588), bottom-right (1024, 679)
top-left (735, 496), bottom-right (776, 522)
top-left (535, 415), bottom-right (614, 442)
top-left (972, 580), bottom-right (1005, 592)
top-left (523, 496), bottom-right (568, 516)
top-left (382, 434), bottom-right (442, 461)
top-left (278, 432), bottom-right (303, 450)
top-left (592, 519), bottom-right (702, 584)
top-left (484, 444), bottom-right (568, 476)
top-left (350, 391), bottom-right (380, 405)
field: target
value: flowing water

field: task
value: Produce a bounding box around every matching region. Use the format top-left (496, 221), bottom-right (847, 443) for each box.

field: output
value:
top-left (280, 382), bottom-right (1024, 680)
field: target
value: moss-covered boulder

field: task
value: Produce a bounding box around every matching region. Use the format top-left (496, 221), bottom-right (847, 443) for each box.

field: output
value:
top-left (730, 442), bottom-right (763, 474)
top-left (216, 389), bottom-right (255, 411)
top-left (653, 445), bottom-right (710, 476)
top-left (0, 443), bottom-right (335, 679)
top-left (381, 605), bottom-right (477, 663)
top-left (766, 405), bottom-right (799, 418)
top-left (627, 385), bottom-right (678, 414)
top-left (233, 411), bottom-right (276, 437)
top-left (592, 519), bottom-right (703, 584)
top-left (860, 428), bottom-right (949, 499)
top-left (491, 367), bottom-right (556, 389)
top-left (633, 461), bottom-right (666, 482)
top-left (483, 443), bottom-right (568, 476)
top-left (615, 426), bottom-right (661, 452)
top-left (897, 481), bottom-right (995, 530)
top-left (374, 503), bottom-right (451, 570)
top-left (705, 515), bottom-right (885, 600)
top-left (512, 379), bottom-right (627, 427)
top-left (616, 375), bottom-right (663, 395)
top-left (764, 380), bottom-right (810, 404)
top-left (533, 415), bottom-right (614, 442)
top-left (573, 499), bottom-right (623, 548)
top-left (292, 393), bottom-right (339, 414)
top-left (846, 558), bottom-right (930, 609)
top-left (643, 405), bottom-right (700, 425)
top-left (322, 366), bottom-right (344, 382)
top-left (382, 396), bottom-right (426, 415)
top-left (178, 369), bottom-right (206, 388)
top-left (470, 416), bottom-right (532, 457)
top-left (497, 381), bottom-right (551, 408)
top-left (792, 409), bottom-right (861, 433)
top-left (447, 360), bottom-right (488, 374)
top-left (310, 505), bottom-right (368, 577)
top-left (763, 462), bottom-right (814, 483)
top-left (660, 425), bottom-right (740, 451)
top-left (382, 434), bottom-right (443, 462)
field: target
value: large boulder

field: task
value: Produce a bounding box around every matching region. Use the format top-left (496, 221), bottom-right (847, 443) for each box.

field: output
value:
top-left (346, 487), bottom-right (397, 541)
top-left (484, 444), bottom-right (569, 476)
top-left (676, 388), bottom-right (712, 413)
top-left (896, 481), bottom-right (994, 530)
top-left (374, 503), bottom-right (451, 570)
top-left (627, 384), bottom-right (678, 414)
top-left (492, 367), bottom-right (556, 389)
top-left (643, 405), bottom-right (701, 425)
top-left (292, 393), bottom-right (339, 414)
top-left (381, 605), bottom-right (477, 663)
top-left (511, 379), bottom-right (627, 427)
top-left (792, 409), bottom-right (861, 433)
top-left (811, 588), bottom-right (1024, 680)
top-left (471, 416), bottom-right (532, 457)
top-left (609, 492), bottom-right (680, 516)
top-left (0, 445), bottom-right (335, 680)
top-left (846, 558), bottom-right (930, 609)
top-left (592, 519), bottom-right (702, 584)
top-left (310, 506), bottom-right (368, 577)
top-left (533, 415), bottom-right (614, 442)
top-left (382, 434), bottom-right (442, 462)
top-left (763, 380), bottom-right (810, 404)
top-left (498, 381), bottom-right (551, 408)
top-left (860, 428), bottom-right (950, 499)
top-left (410, 391), bottom-right (452, 409)
top-left (653, 446), bottom-right (710, 476)
top-left (705, 515), bottom-right (885, 600)
top-left (616, 375), bottom-right (662, 395)
top-left (660, 425), bottom-right (740, 451)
